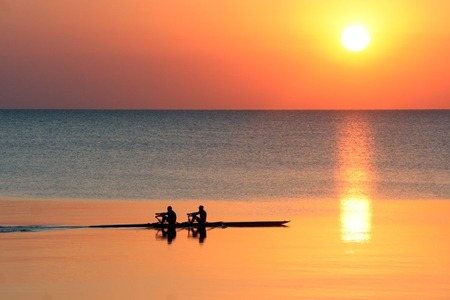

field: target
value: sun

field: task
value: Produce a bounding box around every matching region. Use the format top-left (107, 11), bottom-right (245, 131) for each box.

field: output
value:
top-left (341, 25), bottom-right (371, 52)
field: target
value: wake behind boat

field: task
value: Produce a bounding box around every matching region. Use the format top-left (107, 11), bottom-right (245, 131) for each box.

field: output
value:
top-left (89, 220), bottom-right (290, 229)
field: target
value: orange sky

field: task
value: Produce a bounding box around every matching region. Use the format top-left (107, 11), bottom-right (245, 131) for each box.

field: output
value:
top-left (1, 0), bottom-right (449, 109)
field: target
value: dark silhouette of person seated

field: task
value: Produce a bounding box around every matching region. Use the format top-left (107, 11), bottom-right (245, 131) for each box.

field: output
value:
top-left (187, 205), bottom-right (207, 226)
top-left (155, 206), bottom-right (177, 227)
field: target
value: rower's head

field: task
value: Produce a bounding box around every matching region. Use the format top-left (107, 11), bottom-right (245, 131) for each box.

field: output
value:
top-left (199, 205), bottom-right (204, 211)
top-left (167, 206), bottom-right (173, 211)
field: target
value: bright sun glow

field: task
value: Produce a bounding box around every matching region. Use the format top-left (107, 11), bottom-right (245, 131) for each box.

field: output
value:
top-left (341, 197), bottom-right (372, 243)
top-left (341, 25), bottom-right (371, 52)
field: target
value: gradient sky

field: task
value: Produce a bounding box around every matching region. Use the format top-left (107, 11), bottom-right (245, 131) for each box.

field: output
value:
top-left (1, 0), bottom-right (449, 109)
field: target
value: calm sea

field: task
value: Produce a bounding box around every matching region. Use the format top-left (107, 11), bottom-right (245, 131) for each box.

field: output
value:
top-left (1, 110), bottom-right (450, 300)
top-left (0, 110), bottom-right (449, 200)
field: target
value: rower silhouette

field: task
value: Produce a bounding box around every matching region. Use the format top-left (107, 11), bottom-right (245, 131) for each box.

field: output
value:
top-left (155, 206), bottom-right (177, 227)
top-left (155, 206), bottom-right (177, 244)
top-left (187, 205), bottom-right (207, 226)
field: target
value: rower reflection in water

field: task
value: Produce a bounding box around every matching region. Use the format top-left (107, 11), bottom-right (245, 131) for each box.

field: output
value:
top-left (189, 227), bottom-right (207, 243)
top-left (159, 227), bottom-right (177, 244)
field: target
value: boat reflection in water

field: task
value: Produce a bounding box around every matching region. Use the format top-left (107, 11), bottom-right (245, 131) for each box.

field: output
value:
top-left (155, 226), bottom-right (206, 244)
top-left (148, 220), bottom-right (288, 244)
top-left (337, 114), bottom-right (374, 243)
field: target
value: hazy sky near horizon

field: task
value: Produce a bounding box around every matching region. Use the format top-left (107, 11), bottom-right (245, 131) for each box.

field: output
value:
top-left (1, 0), bottom-right (449, 109)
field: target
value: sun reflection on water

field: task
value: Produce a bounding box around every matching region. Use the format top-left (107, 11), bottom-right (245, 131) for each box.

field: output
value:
top-left (337, 114), bottom-right (374, 243)
top-left (340, 196), bottom-right (372, 243)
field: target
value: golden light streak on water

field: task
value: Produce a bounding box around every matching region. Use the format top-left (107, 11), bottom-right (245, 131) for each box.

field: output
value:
top-left (337, 113), bottom-right (374, 243)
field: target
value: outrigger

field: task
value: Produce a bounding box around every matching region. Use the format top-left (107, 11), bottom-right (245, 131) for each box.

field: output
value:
top-left (90, 220), bottom-right (289, 229)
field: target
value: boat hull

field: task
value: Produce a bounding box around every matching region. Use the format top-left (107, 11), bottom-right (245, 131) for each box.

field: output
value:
top-left (90, 220), bottom-right (289, 229)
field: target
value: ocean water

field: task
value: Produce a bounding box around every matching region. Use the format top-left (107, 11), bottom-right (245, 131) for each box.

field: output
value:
top-left (0, 110), bottom-right (449, 200)
top-left (1, 110), bottom-right (450, 300)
